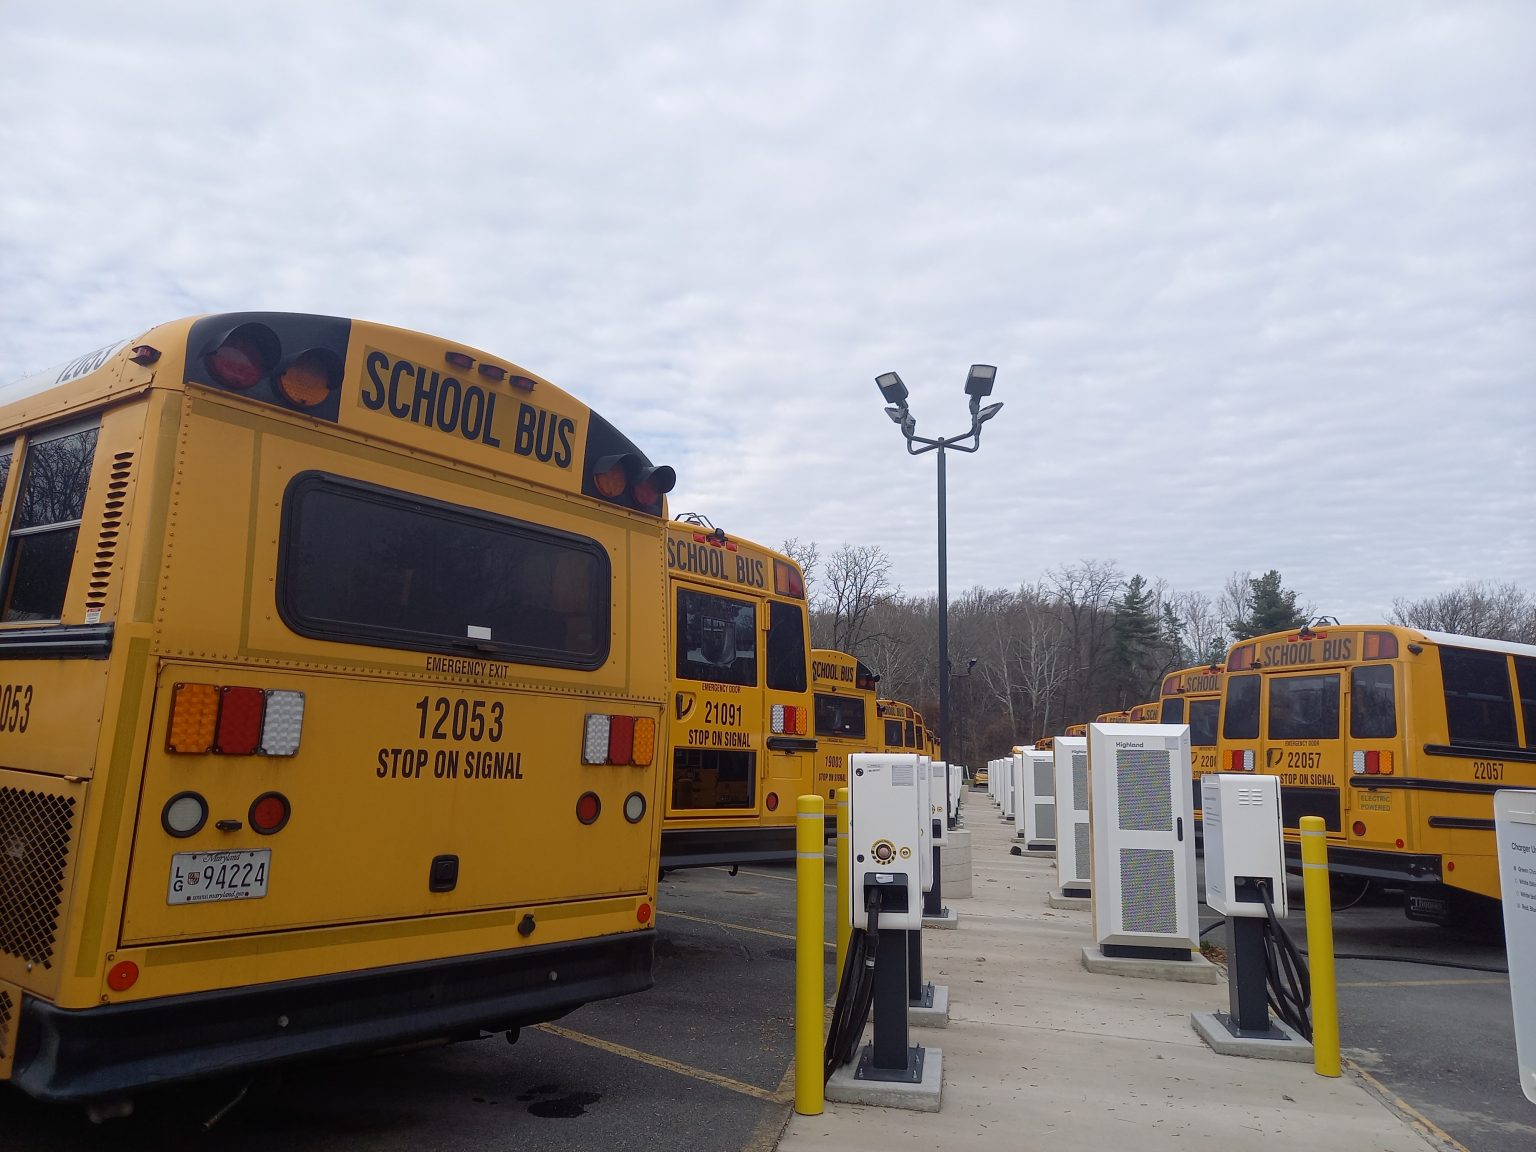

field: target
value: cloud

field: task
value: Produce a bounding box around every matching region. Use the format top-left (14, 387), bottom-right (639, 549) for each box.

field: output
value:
top-left (1, 1), bottom-right (1531, 623)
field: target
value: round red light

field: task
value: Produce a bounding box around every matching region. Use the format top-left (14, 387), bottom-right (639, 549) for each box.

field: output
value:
top-left (107, 960), bottom-right (139, 991)
top-left (637, 902), bottom-right (653, 924)
top-left (1351, 821), bottom-right (1367, 837)
top-left (249, 791), bottom-right (291, 835)
top-left (765, 792), bottom-right (779, 813)
top-left (1396, 838), bottom-right (1405, 849)
top-left (205, 325), bottom-right (279, 389)
top-left (1447, 860), bottom-right (1455, 872)
top-left (576, 792), bottom-right (601, 825)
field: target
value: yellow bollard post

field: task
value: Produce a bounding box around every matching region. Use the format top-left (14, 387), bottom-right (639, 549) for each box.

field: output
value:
top-left (1300, 815), bottom-right (1340, 1077)
top-left (795, 794), bottom-right (826, 1115)
top-left (836, 787), bottom-right (851, 990)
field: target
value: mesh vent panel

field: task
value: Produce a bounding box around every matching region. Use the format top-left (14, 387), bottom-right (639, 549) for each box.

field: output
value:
top-left (0, 787), bottom-right (76, 968)
top-left (1072, 751), bottom-right (1088, 810)
top-left (0, 988), bottom-right (13, 1060)
top-left (1119, 848), bottom-right (1177, 934)
top-left (1073, 823), bottom-right (1092, 882)
top-left (1034, 803), bottom-right (1054, 838)
top-left (1116, 748), bottom-right (1172, 831)
top-left (1033, 761), bottom-right (1053, 797)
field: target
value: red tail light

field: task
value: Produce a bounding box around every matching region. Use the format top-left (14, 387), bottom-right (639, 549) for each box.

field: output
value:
top-left (205, 323), bottom-right (280, 390)
top-left (576, 792), bottom-right (601, 824)
top-left (1363, 631), bottom-right (1399, 660)
top-left (215, 686), bottom-right (266, 754)
top-left (607, 714), bottom-right (635, 765)
top-left (774, 559), bottom-right (805, 599)
top-left (249, 791), bottom-right (291, 834)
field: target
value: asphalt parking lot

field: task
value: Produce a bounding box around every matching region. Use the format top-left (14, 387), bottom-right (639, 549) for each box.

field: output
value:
top-left (0, 862), bottom-right (834, 1152)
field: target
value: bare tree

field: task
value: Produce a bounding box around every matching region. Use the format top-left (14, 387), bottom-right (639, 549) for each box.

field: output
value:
top-left (1171, 589), bottom-right (1228, 665)
top-left (781, 537), bottom-right (820, 600)
top-left (817, 543), bottom-right (897, 655)
top-left (1391, 581), bottom-right (1536, 643)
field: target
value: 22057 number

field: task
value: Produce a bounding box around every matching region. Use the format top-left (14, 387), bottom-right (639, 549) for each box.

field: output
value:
top-left (414, 696), bottom-right (505, 742)
top-left (1474, 761), bottom-right (1504, 782)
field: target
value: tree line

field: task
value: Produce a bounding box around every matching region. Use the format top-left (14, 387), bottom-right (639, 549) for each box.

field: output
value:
top-left (783, 539), bottom-right (1536, 767)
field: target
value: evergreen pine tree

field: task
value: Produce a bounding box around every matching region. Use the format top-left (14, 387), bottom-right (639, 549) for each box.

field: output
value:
top-left (1229, 570), bottom-right (1308, 639)
top-left (1109, 575), bottom-right (1162, 702)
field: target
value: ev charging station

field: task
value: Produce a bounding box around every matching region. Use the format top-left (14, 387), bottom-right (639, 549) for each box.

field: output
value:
top-left (1002, 754), bottom-right (1018, 823)
top-left (836, 752), bottom-right (939, 1089)
top-left (1088, 724), bottom-right (1199, 962)
top-left (1052, 736), bottom-right (1091, 899)
top-left (1015, 749), bottom-right (1056, 851)
top-left (1200, 773), bottom-right (1295, 1041)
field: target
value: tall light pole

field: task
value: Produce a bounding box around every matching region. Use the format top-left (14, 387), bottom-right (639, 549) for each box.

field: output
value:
top-left (875, 365), bottom-right (1003, 901)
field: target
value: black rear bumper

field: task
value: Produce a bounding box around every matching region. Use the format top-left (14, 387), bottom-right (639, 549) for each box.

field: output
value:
top-left (10, 928), bottom-right (652, 1103)
top-left (659, 825), bottom-right (796, 870)
top-left (1282, 840), bottom-right (1441, 886)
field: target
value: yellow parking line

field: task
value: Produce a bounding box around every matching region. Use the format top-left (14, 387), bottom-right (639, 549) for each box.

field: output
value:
top-left (1338, 977), bottom-right (1507, 988)
top-left (535, 1023), bottom-right (791, 1104)
top-left (659, 908), bottom-right (836, 951)
top-left (1346, 1059), bottom-right (1471, 1152)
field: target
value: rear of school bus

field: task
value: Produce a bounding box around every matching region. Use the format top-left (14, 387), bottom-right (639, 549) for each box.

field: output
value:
top-left (0, 314), bottom-right (672, 1104)
top-left (1215, 624), bottom-right (1536, 921)
top-left (1156, 665), bottom-right (1222, 834)
top-left (660, 522), bottom-right (814, 868)
top-left (810, 649), bottom-right (879, 832)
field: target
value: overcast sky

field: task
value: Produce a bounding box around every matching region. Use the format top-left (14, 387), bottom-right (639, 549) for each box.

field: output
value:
top-left (2, 2), bottom-right (1531, 623)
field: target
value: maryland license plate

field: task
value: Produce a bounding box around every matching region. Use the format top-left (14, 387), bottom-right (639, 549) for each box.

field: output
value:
top-left (167, 850), bottom-right (271, 904)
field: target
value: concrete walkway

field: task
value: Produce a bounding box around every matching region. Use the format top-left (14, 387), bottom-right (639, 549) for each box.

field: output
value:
top-left (778, 794), bottom-right (1439, 1152)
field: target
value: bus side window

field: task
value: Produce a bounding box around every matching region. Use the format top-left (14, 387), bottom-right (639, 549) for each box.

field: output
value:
top-left (1, 424), bottom-right (100, 623)
top-left (1223, 674), bottom-right (1260, 740)
top-left (1440, 646), bottom-right (1517, 749)
top-left (1350, 665), bottom-right (1396, 739)
top-left (765, 602), bottom-right (807, 692)
top-left (1514, 656), bottom-right (1536, 749)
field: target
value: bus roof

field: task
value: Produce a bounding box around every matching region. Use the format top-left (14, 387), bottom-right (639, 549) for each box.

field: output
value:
top-left (1158, 664), bottom-right (1223, 697)
top-left (667, 517), bottom-right (805, 599)
top-left (810, 649), bottom-right (879, 692)
top-left (1224, 623), bottom-right (1536, 671)
top-left (1, 313), bottom-right (672, 513)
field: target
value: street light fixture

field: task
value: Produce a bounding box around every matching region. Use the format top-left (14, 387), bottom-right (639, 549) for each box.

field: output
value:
top-left (872, 364), bottom-right (1003, 913)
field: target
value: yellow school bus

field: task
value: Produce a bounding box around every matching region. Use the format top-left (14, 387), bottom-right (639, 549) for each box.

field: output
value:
top-left (1157, 664), bottom-right (1223, 823)
top-left (660, 518), bottom-right (814, 868)
top-left (877, 698), bottom-right (929, 754)
top-left (1127, 701), bottom-right (1161, 723)
top-left (0, 313), bottom-right (675, 1104)
top-left (1063, 723), bottom-right (1088, 738)
top-left (810, 649), bottom-right (880, 807)
top-left (1094, 710), bottom-right (1130, 724)
top-left (1217, 624), bottom-right (1536, 923)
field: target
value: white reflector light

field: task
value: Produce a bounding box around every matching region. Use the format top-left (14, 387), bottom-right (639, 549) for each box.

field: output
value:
top-left (163, 792), bottom-right (207, 837)
top-left (770, 704), bottom-right (785, 734)
top-left (260, 690), bottom-right (306, 756)
top-left (624, 791), bottom-right (646, 823)
top-left (583, 714), bottom-right (611, 765)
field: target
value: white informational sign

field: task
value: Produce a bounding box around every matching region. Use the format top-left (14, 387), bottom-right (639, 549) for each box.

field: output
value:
top-left (1495, 789), bottom-right (1536, 1104)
